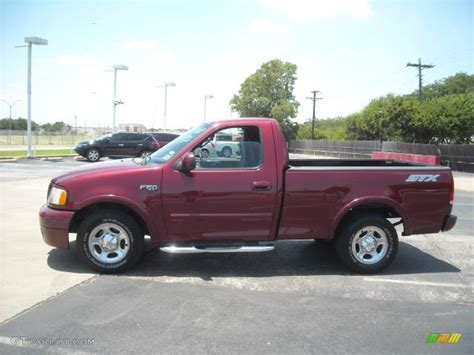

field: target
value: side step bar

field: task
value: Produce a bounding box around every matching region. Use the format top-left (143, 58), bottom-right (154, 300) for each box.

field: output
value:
top-left (160, 245), bottom-right (274, 254)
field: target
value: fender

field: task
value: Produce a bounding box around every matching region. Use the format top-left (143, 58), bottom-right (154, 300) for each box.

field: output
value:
top-left (74, 194), bottom-right (159, 240)
top-left (329, 196), bottom-right (409, 238)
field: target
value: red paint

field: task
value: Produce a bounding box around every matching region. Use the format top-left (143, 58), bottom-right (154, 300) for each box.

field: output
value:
top-left (39, 119), bottom-right (455, 249)
top-left (372, 151), bottom-right (442, 165)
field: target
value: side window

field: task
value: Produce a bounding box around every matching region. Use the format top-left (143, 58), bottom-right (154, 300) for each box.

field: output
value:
top-left (136, 134), bottom-right (149, 141)
top-left (193, 126), bottom-right (262, 169)
top-left (110, 133), bottom-right (126, 142)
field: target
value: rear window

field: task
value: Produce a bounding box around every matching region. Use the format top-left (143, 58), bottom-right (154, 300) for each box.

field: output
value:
top-left (216, 134), bottom-right (232, 141)
top-left (153, 133), bottom-right (178, 141)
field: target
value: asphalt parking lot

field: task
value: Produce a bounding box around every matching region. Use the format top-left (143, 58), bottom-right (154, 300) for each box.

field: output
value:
top-left (0, 157), bottom-right (472, 353)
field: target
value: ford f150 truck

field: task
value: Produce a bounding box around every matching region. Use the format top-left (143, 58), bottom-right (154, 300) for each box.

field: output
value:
top-left (39, 119), bottom-right (456, 274)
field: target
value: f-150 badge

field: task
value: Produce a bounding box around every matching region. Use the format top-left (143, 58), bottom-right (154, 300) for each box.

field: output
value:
top-left (139, 185), bottom-right (159, 191)
top-left (406, 174), bottom-right (440, 182)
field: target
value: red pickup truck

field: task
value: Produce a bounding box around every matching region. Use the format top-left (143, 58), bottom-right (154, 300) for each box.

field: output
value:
top-left (39, 119), bottom-right (456, 274)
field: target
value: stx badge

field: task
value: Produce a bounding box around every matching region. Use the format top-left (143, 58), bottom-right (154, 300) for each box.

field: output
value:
top-left (406, 174), bottom-right (440, 182)
top-left (139, 185), bottom-right (159, 191)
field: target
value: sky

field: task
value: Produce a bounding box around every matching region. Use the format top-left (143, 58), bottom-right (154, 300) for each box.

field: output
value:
top-left (0, 0), bottom-right (472, 130)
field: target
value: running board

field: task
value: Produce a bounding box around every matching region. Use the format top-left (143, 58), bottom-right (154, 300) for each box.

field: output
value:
top-left (160, 245), bottom-right (274, 254)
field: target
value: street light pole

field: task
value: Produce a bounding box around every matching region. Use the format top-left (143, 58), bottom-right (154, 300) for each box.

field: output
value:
top-left (27, 42), bottom-right (32, 155)
top-left (203, 95), bottom-right (213, 121)
top-left (17, 37), bottom-right (47, 157)
top-left (2, 99), bottom-right (19, 144)
top-left (111, 65), bottom-right (128, 133)
top-left (112, 69), bottom-right (117, 132)
top-left (157, 82), bottom-right (176, 131)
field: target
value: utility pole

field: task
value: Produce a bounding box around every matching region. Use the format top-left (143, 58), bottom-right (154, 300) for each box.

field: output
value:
top-left (306, 90), bottom-right (323, 140)
top-left (406, 58), bottom-right (435, 101)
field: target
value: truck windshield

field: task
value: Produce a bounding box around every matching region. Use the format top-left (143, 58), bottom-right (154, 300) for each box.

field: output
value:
top-left (148, 122), bottom-right (211, 164)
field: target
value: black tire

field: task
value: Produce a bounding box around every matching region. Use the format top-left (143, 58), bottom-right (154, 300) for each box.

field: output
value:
top-left (222, 146), bottom-right (232, 158)
top-left (86, 148), bottom-right (101, 162)
top-left (77, 210), bottom-right (144, 273)
top-left (335, 214), bottom-right (398, 274)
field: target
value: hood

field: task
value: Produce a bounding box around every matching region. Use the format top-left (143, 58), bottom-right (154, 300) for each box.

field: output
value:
top-left (52, 159), bottom-right (155, 186)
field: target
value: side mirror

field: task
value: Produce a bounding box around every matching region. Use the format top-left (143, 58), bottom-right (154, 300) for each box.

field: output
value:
top-left (177, 152), bottom-right (196, 172)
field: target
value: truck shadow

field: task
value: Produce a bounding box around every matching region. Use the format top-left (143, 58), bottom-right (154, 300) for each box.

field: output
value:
top-left (47, 240), bottom-right (460, 277)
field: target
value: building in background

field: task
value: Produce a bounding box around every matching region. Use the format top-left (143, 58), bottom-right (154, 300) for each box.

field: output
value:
top-left (118, 123), bottom-right (147, 133)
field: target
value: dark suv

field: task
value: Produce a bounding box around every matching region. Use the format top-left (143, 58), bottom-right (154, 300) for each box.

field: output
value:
top-left (75, 132), bottom-right (160, 162)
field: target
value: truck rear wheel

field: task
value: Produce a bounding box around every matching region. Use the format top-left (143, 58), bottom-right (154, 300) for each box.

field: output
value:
top-left (77, 210), bottom-right (144, 273)
top-left (335, 214), bottom-right (398, 274)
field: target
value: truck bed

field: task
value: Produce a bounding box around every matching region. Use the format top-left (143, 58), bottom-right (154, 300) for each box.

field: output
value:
top-left (289, 159), bottom-right (450, 170)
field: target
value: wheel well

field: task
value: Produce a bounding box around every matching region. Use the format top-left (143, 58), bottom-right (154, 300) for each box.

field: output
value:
top-left (332, 203), bottom-right (403, 239)
top-left (69, 202), bottom-right (150, 236)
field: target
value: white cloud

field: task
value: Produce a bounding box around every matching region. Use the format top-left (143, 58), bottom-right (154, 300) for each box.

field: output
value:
top-left (249, 17), bottom-right (290, 33)
top-left (56, 55), bottom-right (97, 66)
top-left (120, 39), bottom-right (158, 49)
top-left (260, 0), bottom-right (374, 20)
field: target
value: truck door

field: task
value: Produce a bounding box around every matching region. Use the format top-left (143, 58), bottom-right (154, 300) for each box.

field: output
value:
top-left (161, 124), bottom-right (278, 241)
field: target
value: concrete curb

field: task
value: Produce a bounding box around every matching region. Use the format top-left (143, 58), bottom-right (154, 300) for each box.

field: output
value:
top-left (0, 158), bottom-right (18, 163)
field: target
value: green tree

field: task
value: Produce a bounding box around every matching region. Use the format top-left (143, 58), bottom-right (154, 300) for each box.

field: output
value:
top-left (422, 72), bottom-right (474, 100)
top-left (0, 117), bottom-right (39, 130)
top-left (41, 121), bottom-right (67, 132)
top-left (230, 59), bottom-right (300, 140)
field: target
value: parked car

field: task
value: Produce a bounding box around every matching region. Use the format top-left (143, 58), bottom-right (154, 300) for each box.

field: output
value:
top-left (149, 132), bottom-right (179, 148)
top-left (199, 132), bottom-right (241, 158)
top-left (41, 118), bottom-right (456, 274)
top-left (74, 132), bottom-right (160, 162)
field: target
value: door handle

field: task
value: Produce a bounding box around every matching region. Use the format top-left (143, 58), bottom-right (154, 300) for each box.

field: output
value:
top-left (118, 144), bottom-right (124, 147)
top-left (252, 181), bottom-right (272, 191)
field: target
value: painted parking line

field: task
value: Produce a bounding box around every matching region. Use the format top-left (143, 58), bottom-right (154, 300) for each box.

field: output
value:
top-left (363, 277), bottom-right (470, 288)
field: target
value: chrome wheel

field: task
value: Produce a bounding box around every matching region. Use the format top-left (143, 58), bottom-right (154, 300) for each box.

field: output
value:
top-left (351, 226), bottom-right (388, 265)
top-left (87, 149), bottom-right (100, 162)
top-left (87, 223), bottom-right (131, 264)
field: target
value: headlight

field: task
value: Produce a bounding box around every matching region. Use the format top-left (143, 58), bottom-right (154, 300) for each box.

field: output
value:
top-left (48, 186), bottom-right (68, 206)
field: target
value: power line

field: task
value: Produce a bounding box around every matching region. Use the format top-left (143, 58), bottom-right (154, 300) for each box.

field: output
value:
top-left (406, 58), bottom-right (435, 101)
top-left (306, 90), bottom-right (323, 140)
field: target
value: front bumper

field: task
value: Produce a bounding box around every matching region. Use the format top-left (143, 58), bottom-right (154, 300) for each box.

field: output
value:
top-left (74, 147), bottom-right (87, 156)
top-left (39, 204), bottom-right (75, 249)
top-left (442, 214), bottom-right (457, 232)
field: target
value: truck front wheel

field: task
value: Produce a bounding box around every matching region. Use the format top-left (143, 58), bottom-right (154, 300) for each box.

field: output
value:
top-left (77, 210), bottom-right (144, 273)
top-left (335, 214), bottom-right (398, 274)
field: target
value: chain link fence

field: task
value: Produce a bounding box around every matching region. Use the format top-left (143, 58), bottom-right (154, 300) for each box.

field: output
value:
top-left (0, 130), bottom-right (95, 146)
